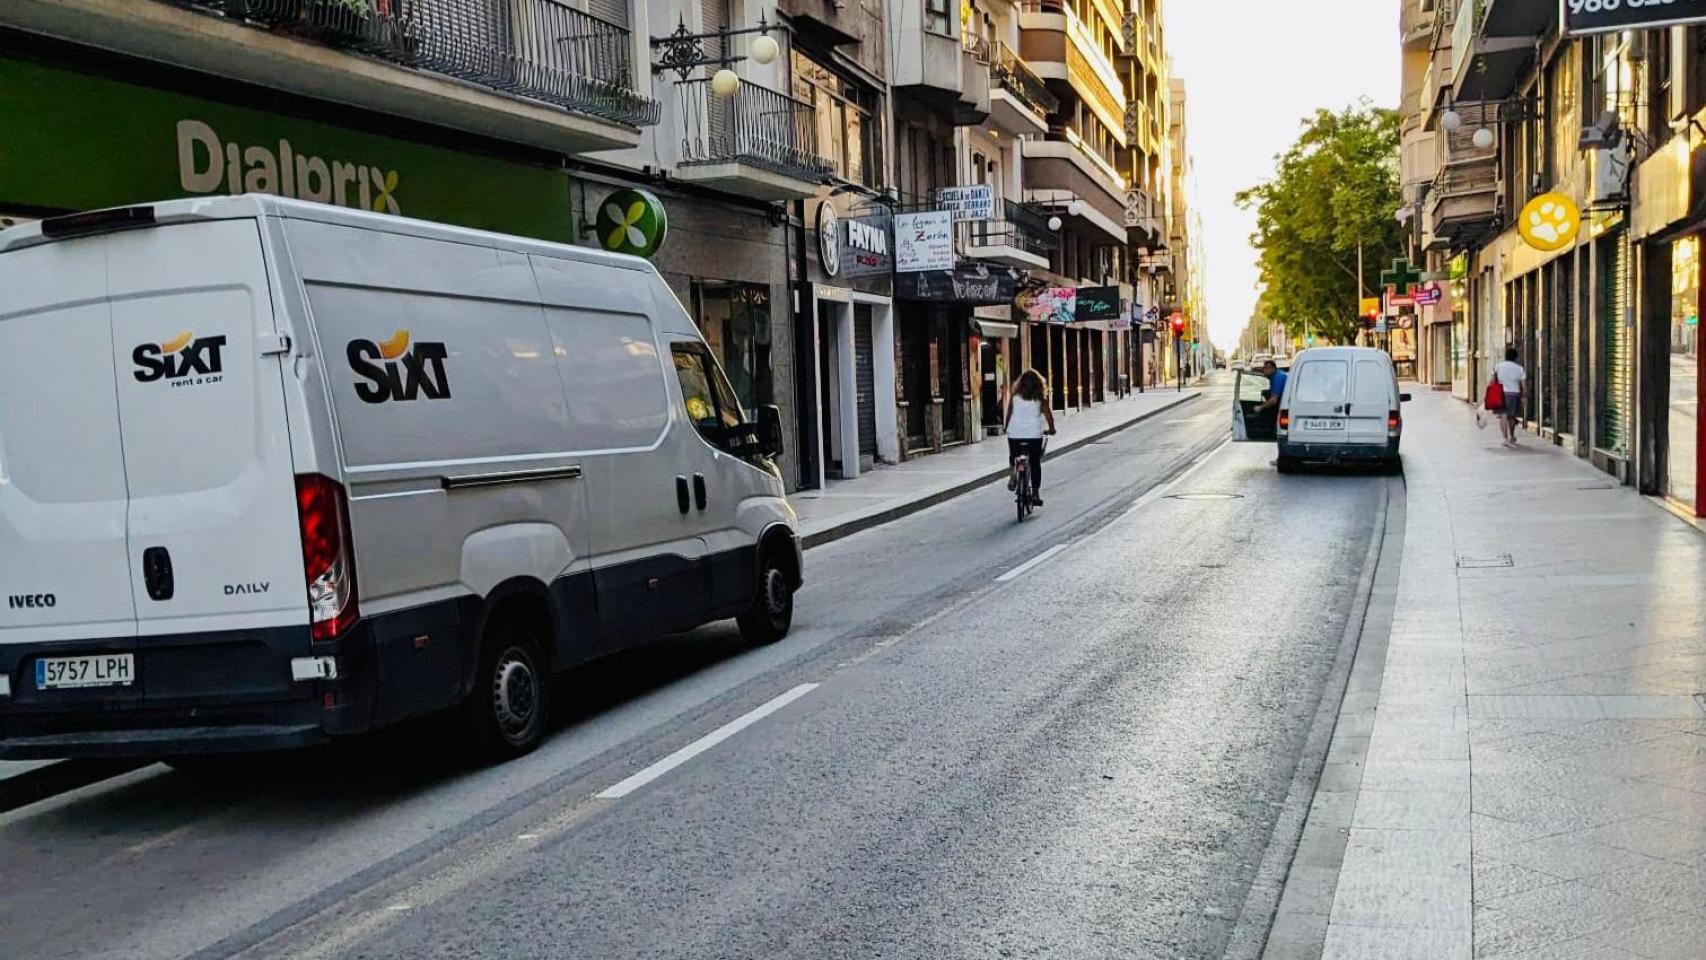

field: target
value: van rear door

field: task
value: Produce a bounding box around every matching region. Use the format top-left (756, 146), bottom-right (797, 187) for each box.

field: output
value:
top-left (105, 220), bottom-right (308, 704)
top-left (1347, 356), bottom-right (1395, 446)
top-left (0, 237), bottom-right (140, 702)
top-left (1286, 358), bottom-right (1351, 446)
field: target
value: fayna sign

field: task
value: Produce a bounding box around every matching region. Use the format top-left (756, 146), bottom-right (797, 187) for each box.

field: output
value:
top-left (176, 119), bottom-right (401, 214)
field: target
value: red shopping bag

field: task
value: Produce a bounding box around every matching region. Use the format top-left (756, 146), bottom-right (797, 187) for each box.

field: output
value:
top-left (1483, 379), bottom-right (1505, 411)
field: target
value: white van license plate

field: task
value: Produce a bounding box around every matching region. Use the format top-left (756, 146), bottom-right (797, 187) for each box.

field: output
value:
top-left (36, 654), bottom-right (135, 690)
top-left (1300, 418), bottom-right (1345, 431)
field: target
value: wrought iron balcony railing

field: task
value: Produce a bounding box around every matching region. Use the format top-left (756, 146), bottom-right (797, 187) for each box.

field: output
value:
top-left (964, 199), bottom-right (1057, 258)
top-left (990, 40), bottom-right (1060, 117)
top-left (167, 0), bottom-right (661, 127)
top-left (676, 78), bottom-right (835, 183)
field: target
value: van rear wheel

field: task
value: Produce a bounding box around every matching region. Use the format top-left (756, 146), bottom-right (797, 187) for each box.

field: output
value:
top-left (1277, 455), bottom-right (1300, 474)
top-left (738, 549), bottom-right (794, 645)
top-left (459, 623), bottom-right (549, 762)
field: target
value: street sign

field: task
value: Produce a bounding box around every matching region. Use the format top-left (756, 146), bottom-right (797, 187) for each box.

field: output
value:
top-left (1415, 283), bottom-right (1443, 307)
top-left (1380, 258), bottom-right (1423, 296)
top-left (934, 185), bottom-right (995, 222)
top-left (1564, 1), bottom-right (1706, 37)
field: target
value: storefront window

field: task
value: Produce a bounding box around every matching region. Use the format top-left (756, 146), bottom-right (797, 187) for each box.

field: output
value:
top-left (694, 280), bottom-right (773, 419)
top-left (1668, 236), bottom-right (1699, 510)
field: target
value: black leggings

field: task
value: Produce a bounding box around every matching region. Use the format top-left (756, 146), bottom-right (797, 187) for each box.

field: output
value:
top-left (1008, 438), bottom-right (1045, 491)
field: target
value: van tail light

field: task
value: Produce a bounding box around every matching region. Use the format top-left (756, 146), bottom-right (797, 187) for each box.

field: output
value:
top-left (1388, 411), bottom-right (1402, 433)
top-left (295, 474), bottom-right (358, 642)
top-left (1278, 410), bottom-right (1290, 431)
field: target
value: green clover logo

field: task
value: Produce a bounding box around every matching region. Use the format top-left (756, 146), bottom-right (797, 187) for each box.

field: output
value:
top-left (593, 189), bottom-right (667, 258)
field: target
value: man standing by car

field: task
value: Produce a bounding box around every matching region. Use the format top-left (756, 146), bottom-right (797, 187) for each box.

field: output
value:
top-left (1257, 359), bottom-right (1288, 414)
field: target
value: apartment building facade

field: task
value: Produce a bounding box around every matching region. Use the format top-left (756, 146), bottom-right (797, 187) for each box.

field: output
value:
top-left (1401, 0), bottom-right (1706, 515)
top-left (2, 0), bottom-right (1194, 491)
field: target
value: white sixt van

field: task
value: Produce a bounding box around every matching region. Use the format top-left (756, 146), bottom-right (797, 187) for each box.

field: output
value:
top-left (0, 196), bottom-right (801, 761)
top-left (1233, 346), bottom-right (1410, 473)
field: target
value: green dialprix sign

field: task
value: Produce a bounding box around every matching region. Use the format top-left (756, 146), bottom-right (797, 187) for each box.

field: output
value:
top-left (0, 57), bottom-right (574, 242)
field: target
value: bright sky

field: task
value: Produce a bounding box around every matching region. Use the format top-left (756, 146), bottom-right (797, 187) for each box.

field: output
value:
top-left (1166, 1), bottom-right (1399, 349)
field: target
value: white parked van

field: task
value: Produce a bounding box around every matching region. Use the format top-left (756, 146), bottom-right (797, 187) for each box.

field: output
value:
top-left (1233, 346), bottom-right (1411, 473)
top-left (0, 196), bottom-right (801, 761)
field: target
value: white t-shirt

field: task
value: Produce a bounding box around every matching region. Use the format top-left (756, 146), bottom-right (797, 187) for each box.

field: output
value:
top-left (1495, 360), bottom-right (1526, 395)
top-left (1008, 397), bottom-right (1047, 439)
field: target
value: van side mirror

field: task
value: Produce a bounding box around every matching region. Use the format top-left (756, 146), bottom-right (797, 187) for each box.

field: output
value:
top-left (757, 404), bottom-right (785, 458)
top-left (1399, 392), bottom-right (1413, 403)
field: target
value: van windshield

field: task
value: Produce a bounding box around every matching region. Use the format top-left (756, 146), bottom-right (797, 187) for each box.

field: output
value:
top-left (1293, 360), bottom-right (1348, 404)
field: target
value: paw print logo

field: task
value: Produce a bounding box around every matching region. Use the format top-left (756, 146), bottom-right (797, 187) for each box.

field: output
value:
top-left (1518, 192), bottom-right (1580, 253)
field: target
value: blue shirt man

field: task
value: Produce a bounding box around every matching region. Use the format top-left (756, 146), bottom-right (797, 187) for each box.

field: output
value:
top-left (1260, 361), bottom-right (1287, 411)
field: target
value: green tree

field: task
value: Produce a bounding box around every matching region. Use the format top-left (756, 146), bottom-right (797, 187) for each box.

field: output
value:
top-left (1236, 103), bottom-right (1404, 344)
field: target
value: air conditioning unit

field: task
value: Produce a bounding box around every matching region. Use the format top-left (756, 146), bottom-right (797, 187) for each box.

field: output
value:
top-left (1591, 140), bottom-right (1633, 204)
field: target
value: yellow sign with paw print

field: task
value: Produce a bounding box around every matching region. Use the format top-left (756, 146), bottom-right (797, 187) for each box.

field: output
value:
top-left (1518, 193), bottom-right (1582, 253)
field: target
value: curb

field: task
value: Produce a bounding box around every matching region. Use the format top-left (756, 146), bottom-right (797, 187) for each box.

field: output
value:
top-left (801, 391), bottom-right (1202, 551)
top-left (0, 759), bottom-right (147, 815)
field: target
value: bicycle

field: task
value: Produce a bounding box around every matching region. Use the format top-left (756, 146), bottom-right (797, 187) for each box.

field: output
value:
top-left (1011, 434), bottom-right (1051, 523)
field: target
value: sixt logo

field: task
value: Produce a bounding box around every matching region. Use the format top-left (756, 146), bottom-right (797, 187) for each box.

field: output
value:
top-left (134, 331), bottom-right (227, 386)
top-left (348, 330), bottom-right (451, 404)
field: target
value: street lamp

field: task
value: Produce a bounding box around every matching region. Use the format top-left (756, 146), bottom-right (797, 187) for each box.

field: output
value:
top-left (750, 34), bottom-right (780, 65)
top-left (1048, 215), bottom-right (1063, 231)
top-left (1441, 108), bottom-right (1463, 132)
top-left (711, 68), bottom-right (740, 97)
top-left (1067, 200), bottom-right (1085, 218)
top-left (1472, 127), bottom-right (1496, 150)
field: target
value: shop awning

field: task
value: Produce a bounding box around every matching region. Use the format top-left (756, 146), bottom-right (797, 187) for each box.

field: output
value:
top-left (975, 320), bottom-right (1021, 339)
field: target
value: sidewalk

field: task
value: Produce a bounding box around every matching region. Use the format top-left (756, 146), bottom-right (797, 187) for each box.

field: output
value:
top-left (1267, 391), bottom-right (1706, 960)
top-left (793, 388), bottom-right (1202, 547)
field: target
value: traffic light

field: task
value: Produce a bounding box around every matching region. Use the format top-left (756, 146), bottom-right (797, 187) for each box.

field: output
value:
top-left (1171, 314), bottom-right (1186, 334)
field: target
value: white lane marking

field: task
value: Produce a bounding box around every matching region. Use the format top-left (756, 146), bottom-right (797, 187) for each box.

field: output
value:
top-left (595, 683), bottom-right (821, 799)
top-left (995, 543), bottom-right (1070, 583)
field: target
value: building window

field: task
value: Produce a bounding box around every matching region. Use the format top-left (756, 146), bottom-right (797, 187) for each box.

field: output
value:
top-left (793, 51), bottom-right (884, 188)
top-left (693, 280), bottom-right (773, 418)
top-left (925, 0), bottom-right (950, 36)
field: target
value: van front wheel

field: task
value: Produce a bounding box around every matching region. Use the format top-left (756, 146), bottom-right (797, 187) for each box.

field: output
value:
top-left (738, 550), bottom-right (794, 645)
top-left (460, 624), bottom-right (549, 761)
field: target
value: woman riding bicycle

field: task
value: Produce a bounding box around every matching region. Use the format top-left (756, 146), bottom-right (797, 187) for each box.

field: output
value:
top-left (1005, 369), bottom-right (1057, 506)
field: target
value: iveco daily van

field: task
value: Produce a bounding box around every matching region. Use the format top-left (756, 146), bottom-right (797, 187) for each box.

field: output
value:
top-left (0, 196), bottom-right (802, 761)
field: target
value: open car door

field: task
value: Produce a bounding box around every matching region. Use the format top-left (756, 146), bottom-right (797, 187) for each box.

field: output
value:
top-left (1233, 370), bottom-right (1278, 441)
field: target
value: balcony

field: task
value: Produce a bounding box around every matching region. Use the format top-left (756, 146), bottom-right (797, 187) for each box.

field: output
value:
top-left (11, 0), bottom-right (662, 154)
top-left (1401, 0), bottom-right (1435, 50)
top-left (989, 40), bottom-right (1057, 132)
top-left (1021, 138), bottom-right (1127, 244)
top-left (963, 199), bottom-right (1056, 269)
top-left (1451, 0), bottom-right (1537, 102)
top-left (955, 34), bottom-right (993, 126)
top-left (672, 78), bottom-right (833, 200)
top-left (891, 0), bottom-right (965, 110)
top-left (1018, 0), bottom-right (1126, 144)
top-left (1124, 186), bottom-right (1161, 247)
top-left (1426, 156), bottom-right (1501, 250)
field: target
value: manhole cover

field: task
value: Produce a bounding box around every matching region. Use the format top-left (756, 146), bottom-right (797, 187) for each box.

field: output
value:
top-left (1168, 493), bottom-right (1244, 501)
top-left (1456, 554), bottom-right (1514, 569)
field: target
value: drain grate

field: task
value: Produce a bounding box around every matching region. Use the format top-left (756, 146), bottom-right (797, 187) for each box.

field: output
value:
top-left (1456, 554), bottom-right (1514, 569)
top-left (1168, 493), bottom-right (1244, 501)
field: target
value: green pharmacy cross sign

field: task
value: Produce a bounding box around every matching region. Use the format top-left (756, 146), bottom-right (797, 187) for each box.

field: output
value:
top-left (1381, 258), bottom-right (1423, 296)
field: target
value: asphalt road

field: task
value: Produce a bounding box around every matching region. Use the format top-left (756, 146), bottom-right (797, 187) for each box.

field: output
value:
top-left (0, 376), bottom-right (1390, 960)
